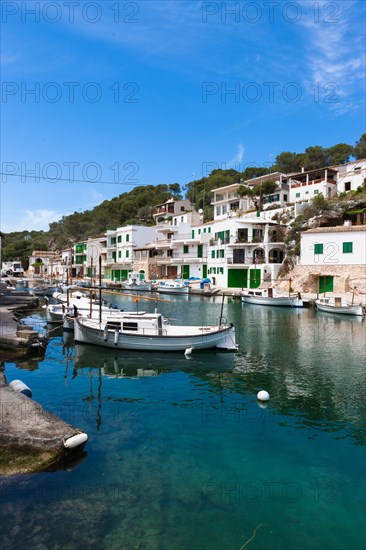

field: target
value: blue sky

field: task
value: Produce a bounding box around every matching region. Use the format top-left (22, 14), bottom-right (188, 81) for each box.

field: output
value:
top-left (1, 0), bottom-right (365, 232)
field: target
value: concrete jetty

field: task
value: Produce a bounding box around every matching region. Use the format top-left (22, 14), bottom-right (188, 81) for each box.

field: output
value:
top-left (0, 371), bottom-right (88, 475)
top-left (0, 283), bottom-right (46, 356)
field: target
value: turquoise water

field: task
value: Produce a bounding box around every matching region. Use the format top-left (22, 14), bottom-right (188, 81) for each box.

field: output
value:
top-left (1, 294), bottom-right (365, 549)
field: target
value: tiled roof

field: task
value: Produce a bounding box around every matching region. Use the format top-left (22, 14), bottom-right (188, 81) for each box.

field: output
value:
top-left (303, 225), bottom-right (366, 234)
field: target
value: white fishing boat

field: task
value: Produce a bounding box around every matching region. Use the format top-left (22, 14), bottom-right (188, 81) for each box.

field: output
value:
top-left (241, 288), bottom-right (303, 307)
top-left (315, 297), bottom-right (365, 317)
top-left (157, 280), bottom-right (189, 294)
top-left (46, 291), bottom-right (111, 326)
top-left (122, 272), bottom-right (152, 291)
top-left (74, 312), bottom-right (237, 352)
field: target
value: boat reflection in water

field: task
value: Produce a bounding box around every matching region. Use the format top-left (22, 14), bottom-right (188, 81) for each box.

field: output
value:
top-left (73, 342), bottom-right (237, 378)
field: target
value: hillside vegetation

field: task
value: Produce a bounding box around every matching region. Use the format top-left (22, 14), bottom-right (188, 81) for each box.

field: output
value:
top-left (2, 135), bottom-right (365, 269)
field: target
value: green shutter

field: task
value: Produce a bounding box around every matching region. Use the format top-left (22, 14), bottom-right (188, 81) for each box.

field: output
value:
top-left (118, 236), bottom-right (122, 243)
top-left (184, 245), bottom-right (189, 254)
top-left (192, 230), bottom-right (195, 238)
top-left (319, 276), bottom-right (334, 293)
top-left (126, 250), bottom-right (129, 258)
top-left (203, 265), bottom-right (207, 278)
top-left (314, 243), bottom-right (323, 254)
top-left (342, 242), bottom-right (353, 253)
top-left (126, 234), bottom-right (130, 242)
top-left (198, 245), bottom-right (203, 258)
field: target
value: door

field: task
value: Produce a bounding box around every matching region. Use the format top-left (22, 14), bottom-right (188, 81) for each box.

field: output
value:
top-left (319, 276), bottom-right (334, 294)
top-left (249, 269), bottom-right (261, 288)
top-left (228, 268), bottom-right (248, 288)
top-left (202, 264), bottom-right (207, 278)
top-left (182, 265), bottom-right (190, 279)
top-left (197, 245), bottom-right (203, 258)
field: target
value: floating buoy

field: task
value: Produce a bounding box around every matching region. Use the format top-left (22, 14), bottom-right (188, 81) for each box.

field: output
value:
top-left (64, 432), bottom-right (88, 449)
top-left (9, 379), bottom-right (32, 398)
top-left (184, 347), bottom-right (193, 356)
top-left (257, 390), bottom-right (270, 401)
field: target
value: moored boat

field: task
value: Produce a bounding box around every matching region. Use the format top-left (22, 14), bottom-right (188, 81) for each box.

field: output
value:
top-left (74, 312), bottom-right (237, 352)
top-left (241, 288), bottom-right (303, 307)
top-left (157, 280), bottom-right (189, 294)
top-left (315, 297), bottom-right (365, 317)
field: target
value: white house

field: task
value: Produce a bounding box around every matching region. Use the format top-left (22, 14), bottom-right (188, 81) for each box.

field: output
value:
top-left (288, 167), bottom-right (338, 203)
top-left (300, 224), bottom-right (366, 294)
top-left (335, 159), bottom-right (366, 193)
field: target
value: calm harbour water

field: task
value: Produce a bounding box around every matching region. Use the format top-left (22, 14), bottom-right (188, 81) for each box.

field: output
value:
top-left (1, 293), bottom-right (365, 550)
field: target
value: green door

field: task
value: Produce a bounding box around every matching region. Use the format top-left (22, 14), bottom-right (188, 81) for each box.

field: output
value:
top-left (113, 270), bottom-right (121, 282)
top-left (319, 276), bottom-right (334, 293)
top-left (249, 269), bottom-right (261, 288)
top-left (182, 265), bottom-right (190, 279)
top-left (228, 268), bottom-right (248, 288)
top-left (197, 245), bottom-right (203, 258)
top-left (202, 264), bottom-right (207, 278)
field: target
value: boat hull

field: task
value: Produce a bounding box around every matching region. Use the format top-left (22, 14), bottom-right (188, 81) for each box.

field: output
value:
top-left (242, 295), bottom-right (303, 307)
top-left (74, 319), bottom-right (237, 352)
top-left (315, 301), bottom-right (364, 316)
top-left (157, 285), bottom-right (189, 294)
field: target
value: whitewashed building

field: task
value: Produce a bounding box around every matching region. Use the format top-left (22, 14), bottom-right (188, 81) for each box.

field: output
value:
top-left (335, 159), bottom-right (366, 193)
top-left (288, 167), bottom-right (338, 202)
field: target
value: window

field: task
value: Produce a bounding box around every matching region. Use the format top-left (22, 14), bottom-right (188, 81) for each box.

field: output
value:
top-left (344, 182), bottom-right (351, 191)
top-left (296, 193), bottom-right (300, 198)
top-left (211, 250), bottom-right (215, 259)
top-left (216, 206), bottom-right (221, 216)
top-left (284, 194), bottom-right (288, 201)
top-left (343, 242), bottom-right (353, 253)
top-left (198, 229), bottom-right (201, 234)
top-left (184, 245), bottom-right (189, 254)
top-left (314, 243), bottom-right (323, 254)
top-left (220, 249), bottom-right (225, 258)
top-left (181, 206), bottom-right (185, 211)
top-left (126, 250), bottom-right (129, 258)
top-left (126, 234), bottom-right (130, 242)
top-left (204, 228), bottom-right (206, 233)
top-left (208, 227), bottom-right (211, 233)
top-left (118, 236), bottom-right (122, 243)
top-left (111, 237), bottom-right (116, 245)
top-left (192, 230), bottom-right (195, 238)
top-left (118, 251), bottom-right (122, 258)
top-left (123, 322), bottom-right (138, 331)
top-left (222, 205), bottom-right (227, 214)
top-left (314, 190), bottom-right (319, 195)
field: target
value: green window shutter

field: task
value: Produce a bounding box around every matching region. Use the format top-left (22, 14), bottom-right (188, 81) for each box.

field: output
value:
top-left (126, 234), bottom-right (130, 242)
top-left (198, 245), bottom-right (203, 258)
top-left (225, 230), bottom-right (230, 242)
top-left (314, 243), bottom-right (323, 254)
top-left (342, 242), bottom-right (353, 253)
top-left (184, 245), bottom-right (189, 254)
top-left (198, 229), bottom-right (201, 234)
top-left (208, 227), bottom-right (211, 233)
top-left (296, 193), bottom-right (300, 198)
top-left (118, 251), bottom-right (121, 258)
top-left (192, 230), bottom-right (195, 238)
top-left (211, 250), bottom-right (215, 259)
top-left (216, 250), bottom-right (219, 258)
top-left (204, 228), bottom-right (206, 233)
top-left (126, 250), bottom-right (129, 258)
top-left (118, 236), bottom-right (122, 243)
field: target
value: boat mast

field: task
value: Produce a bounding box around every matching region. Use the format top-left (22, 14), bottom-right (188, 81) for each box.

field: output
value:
top-left (99, 255), bottom-right (102, 324)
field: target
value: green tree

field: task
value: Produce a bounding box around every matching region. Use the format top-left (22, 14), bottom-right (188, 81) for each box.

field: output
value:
top-left (237, 180), bottom-right (278, 211)
top-left (326, 143), bottom-right (353, 165)
top-left (354, 133), bottom-right (366, 159)
top-left (303, 146), bottom-right (328, 170)
top-left (274, 152), bottom-right (301, 173)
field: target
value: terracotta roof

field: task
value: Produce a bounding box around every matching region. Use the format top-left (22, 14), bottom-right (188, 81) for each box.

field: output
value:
top-left (303, 225), bottom-right (366, 234)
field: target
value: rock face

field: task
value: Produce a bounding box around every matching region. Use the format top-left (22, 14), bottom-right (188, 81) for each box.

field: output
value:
top-left (276, 264), bottom-right (366, 296)
top-left (0, 373), bottom-right (87, 475)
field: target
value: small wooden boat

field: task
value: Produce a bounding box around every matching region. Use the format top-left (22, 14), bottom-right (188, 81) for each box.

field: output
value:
top-left (157, 280), bottom-right (189, 294)
top-left (315, 297), bottom-right (365, 317)
top-left (122, 272), bottom-right (152, 291)
top-left (241, 288), bottom-right (303, 307)
top-left (74, 312), bottom-right (237, 352)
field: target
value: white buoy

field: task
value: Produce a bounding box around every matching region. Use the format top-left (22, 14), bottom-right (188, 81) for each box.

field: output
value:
top-left (184, 347), bottom-right (193, 356)
top-left (257, 390), bottom-right (270, 401)
top-left (9, 379), bottom-right (32, 398)
top-left (114, 329), bottom-right (119, 346)
top-left (64, 432), bottom-right (88, 449)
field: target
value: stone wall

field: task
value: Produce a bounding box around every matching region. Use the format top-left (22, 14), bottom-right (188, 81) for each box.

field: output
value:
top-left (275, 264), bottom-right (366, 295)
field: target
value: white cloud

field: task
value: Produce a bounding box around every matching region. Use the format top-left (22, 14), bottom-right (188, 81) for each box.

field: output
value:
top-left (1, 209), bottom-right (62, 232)
top-left (228, 144), bottom-right (245, 167)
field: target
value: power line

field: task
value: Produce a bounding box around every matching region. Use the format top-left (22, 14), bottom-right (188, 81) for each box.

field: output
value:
top-left (0, 172), bottom-right (141, 186)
